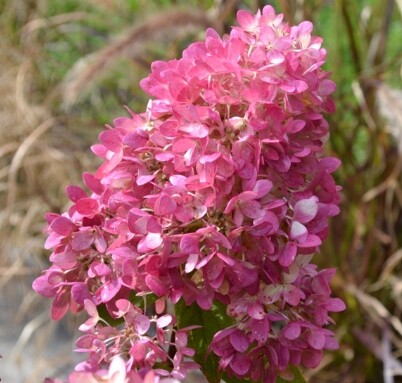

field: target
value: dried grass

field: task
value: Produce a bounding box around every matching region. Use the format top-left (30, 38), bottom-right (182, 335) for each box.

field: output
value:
top-left (1, 0), bottom-right (402, 382)
top-left (60, 9), bottom-right (211, 108)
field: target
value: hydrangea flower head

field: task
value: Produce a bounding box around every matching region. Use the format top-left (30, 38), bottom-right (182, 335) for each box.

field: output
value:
top-left (35, 6), bottom-right (344, 383)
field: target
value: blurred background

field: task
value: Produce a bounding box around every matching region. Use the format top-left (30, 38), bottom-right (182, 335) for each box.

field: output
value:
top-left (1, 0), bottom-right (402, 382)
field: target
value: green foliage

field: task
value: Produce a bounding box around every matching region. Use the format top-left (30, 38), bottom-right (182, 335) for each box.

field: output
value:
top-left (176, 297), bottom-right (309, 382)
top-left (277, 366), bottom-right (308, 383)
top-left (175, 300), bottom-right (236, 383)
top-left (97, 303), bottom-right (124, 327)
top-left (98, 292), bottom-right (157, 326)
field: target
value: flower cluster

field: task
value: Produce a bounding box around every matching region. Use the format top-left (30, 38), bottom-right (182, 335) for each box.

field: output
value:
top-left (34, 6), bottom-right (344, 383)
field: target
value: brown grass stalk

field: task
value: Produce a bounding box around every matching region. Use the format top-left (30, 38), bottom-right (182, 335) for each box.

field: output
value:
top-left (61, 9), bottom-right (212, 108)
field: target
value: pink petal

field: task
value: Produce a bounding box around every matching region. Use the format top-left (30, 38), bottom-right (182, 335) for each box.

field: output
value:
top-left (175, 331), bottom-right (188, 348)
top-left (250, 317), bottom-right (269, 344)
top-left (32, 275), bottom-right (54, 297)
top-left (199, 152), bottom-right (221, 164)
top-left (159, 121), bottom-right (178, 137)
top-left (128, 215), bottom-right (147, 235)
top-left (82, 172), bottom-right (104, 194)
top-left (180, 234), bottom-right (200, 254)
top-left (154, 195), bottom-right (177, 216)
top-left (99, 130), bottom-right (121, 152)
top-left (216, 252), bottom-right (235, 266)
top-left (326, 298), bottom-right (346, 312)
top-left (297, 234), bottom-right (322, 248)
top-left (122, 132), bottom-right (147, 148)
top-left (174, 205), bottom-right (193, 223)
top-left (308, 331), bottom-right (326, 350)
top-left (156, 314), bottom-right (173, 328)
top-left (47, 270), bottom-right (64, 285)
top-left (115, 299), bottom-right (132, 316)
top-left (68, 372), bottom-right (99, 383)
top-left (237, 191), bottom-right (258, 201)
top-left (289, 120), bottom-right (306, 133)
top-left (75, 198), bottom-right (99, 216)
top-left (137, 232), bottom-right (163, 253)
top-left (130, 340), bottom-right (148, 363)
top-left (319, 79), bottom-right (336, 96)
top-left (239, 199), bottom-right (263, 219)
top-left (247, 302), bottom-right (265, 320)
top-left (94, 234), bottom-right (107, 253)
top-left (50, 217), bottom-right (76, 237)
top-left (91, 143), bottom-right (107, 157)
top-left (205, 257), bottom-right (223, 281)
top-left (261, 284), bottom-right (282, 304)
top-left (210, 231), bottom-right (232, 249)
top-left (194, 204), bottom-right (207, 219)
top-left (51, 291), bottom-right (70, 320)
top-left (224, 196), bottom-right (238, 214)
top-left (78, 317), bottom-right (97, 332)
top-left (134, 314), bottom-right (151, 335)
top-left (324, 336), bottom-right (339, 350)
top-left (136, 174), bottom-right (156, 186)
top-left (155, 298), bottom-right (166, 314)
top-left (149, 215), bottom-right (164, 233)
top-left (143, 371), bottom-right (159, 383)
top-left (89, 262), bottom-right (110, 277)
top-left (297, 21), bottom-right (313, 48)
top-left (71, 283), bottom-right (92, 305)
top-left (302, 349), bottom-right (322, 369)
top-left (319, 157), bottom-right (341, 173)
top-left (72, 231), bottom-right (94, 251)
top-left (282, 322), bottom-right (301, 340)
top-left (66, 185), bottom-right (87, 202)
top-left (279, 243), bottom-right (297, 267)
top-left (252, 179), bottom-right (273, 198)
top-left (212, 327), bottom-right (236, 345)
top-left (283, 285), bottom-right (302, 306)
top-left (229, 330), bottom-right (249, 352)
top-left (185, 253), bottom-right (198, 273)
top-left (108, 356), bottom-right (127, 381)
top-left (267, 50), bottom-right (285, 65)
top-left (50, 248), bottom-right (77, 269)
top-left (294, 197), bottom-right (319, 223)
top-left (99, 280), bottom-right (121, 303)
top-left (172, 138), bottom-right (195, 153)
top-left (230, 352), bottom-right (250, 376)
top-left (95, 150), bottom-right (123, 178)
top-left (179, 123), bottom-right (208, 138)
top-left (145, 275), bottom-right (168, 296)
top-left (237, 10), bottom-right (257, 31)
top-left (83, 299), bottom-right (98, 317)
top-left (290, 221), bottom-right (308, 243)
top-left (169, 174), bottom-right (187, 186)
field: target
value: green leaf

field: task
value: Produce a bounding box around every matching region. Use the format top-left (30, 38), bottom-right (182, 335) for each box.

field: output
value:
top-left (277, 366), bottom-right (308, 383)
top-left (175, 300), bottom-right (236, 383)
top-left (222, 363), bottom-right (306, 383)
top-left (222, 373), bottom-right (252, 383)
top-left (97, 292), bottom-right (157, 326)
top-left (175, 300), bottom-right (306, 383)
top-left (97, 303), bottom-right (124, 327)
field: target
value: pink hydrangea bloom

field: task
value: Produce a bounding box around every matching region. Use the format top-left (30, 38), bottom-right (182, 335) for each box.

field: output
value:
top-left (45, 356), bottom-right (181, 383)
top-left (35, 6), bottom-right (344, 383)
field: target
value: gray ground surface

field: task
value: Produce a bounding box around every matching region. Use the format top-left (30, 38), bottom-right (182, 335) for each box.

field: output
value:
top-left (1, 278), bottom-right (78, 383)
top-left (1, 278), bottom-right (207, 383)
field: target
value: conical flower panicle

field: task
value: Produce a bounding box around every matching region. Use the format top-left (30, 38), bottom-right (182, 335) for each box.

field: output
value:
top-left (35, 6), bottom-right (344, 383)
